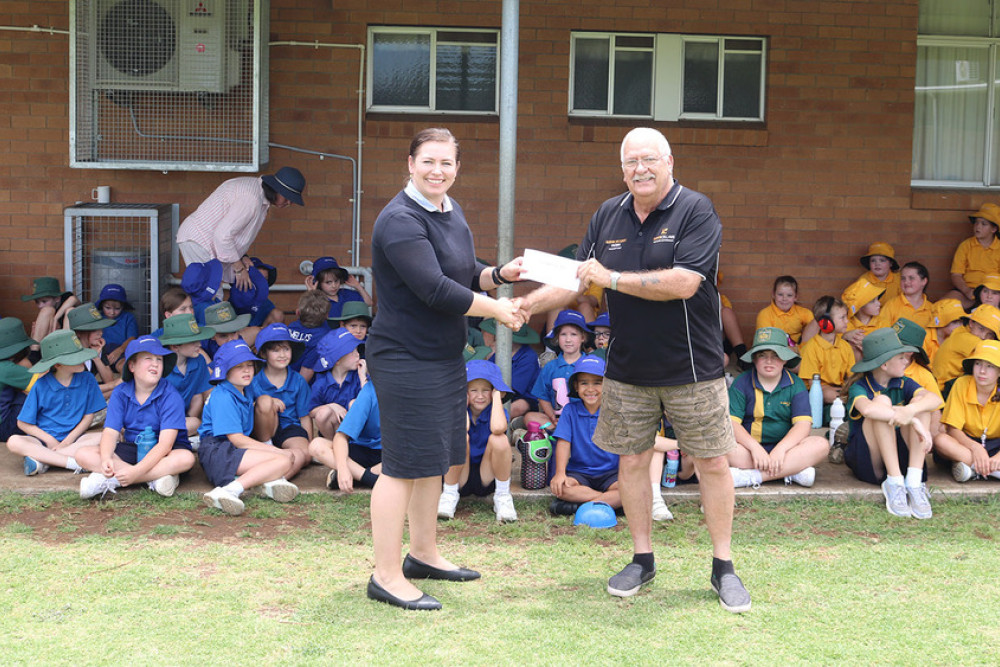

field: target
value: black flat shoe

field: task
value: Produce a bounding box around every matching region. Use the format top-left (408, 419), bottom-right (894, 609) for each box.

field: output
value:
top-left (366, 576), bottom-right (442, 611)
top-left (402, 553), bottom-right (481, 581)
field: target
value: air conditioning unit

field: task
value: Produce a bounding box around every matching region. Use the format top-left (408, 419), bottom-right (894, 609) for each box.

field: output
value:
top-left (89, 0), bottom-right (247, 93)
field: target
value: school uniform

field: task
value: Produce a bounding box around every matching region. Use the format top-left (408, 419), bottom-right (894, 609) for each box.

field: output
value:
top-left (951, 236), bottom-right (1000, 290)
top-left (18, 371), bottom-right (106, 441)
top-left (798, 334), bottom-right (854, 390)
top-left (287, 320), bottom-right (330, 374)
top-left (489, 344), bottom-right (540, 410)
top-left (0, 361), bottom-right (38, 440)
top-left (197, 380), bottom-right (254, 487)
top-left (326, 289), bottom-right (364, 319)
top-left (729, 368), bottom-right (812, 447)
top-left (931, 329), bottom-right (980, 392)
top-left (940, 374), bottom-right (1000, 457)
top-left (461, 403), bottom-right (509, 497)
top-left (904, 363), bottom-right (942, 402)
top-left (82, 351), bottom-right (113, 381)
top-left (249, 368), bottom-right (311, 445)
top-left (846, 313), bottom-right (887, 339)
top-left (879, 294), bottom-right (934, 333)
top-left (164, 355), bottom-right (211, 412)
top-left (337, 381), bottom-right (382, 469)
top-left (308, 369), bottom-right (361, 412)
top-left (529, 353), bottom-right (579, 416)
top-left (102, 311), bottom-right (138, 354)
top-left (755, 302), bottom-right (814, 344)
top-left (552, 401), bottom-right (619, 490)
top-left (856, 270), bottom-right (901, 305)
top-left (105, 379), bottom-right (191, 464)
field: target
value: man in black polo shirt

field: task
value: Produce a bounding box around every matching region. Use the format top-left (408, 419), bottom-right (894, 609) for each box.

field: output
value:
top-left (521, 127), bottom-right (750, 613)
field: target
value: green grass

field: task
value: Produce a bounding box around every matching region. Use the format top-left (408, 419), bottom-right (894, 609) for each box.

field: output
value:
top-left (1, 492), bottom-right (999, 664)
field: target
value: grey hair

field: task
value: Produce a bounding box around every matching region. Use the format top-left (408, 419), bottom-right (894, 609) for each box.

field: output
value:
top-left (620, 127), bottom-right (671, 161)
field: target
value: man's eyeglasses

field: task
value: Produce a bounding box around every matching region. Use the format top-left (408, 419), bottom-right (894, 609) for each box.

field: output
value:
top-left (622, 154), bottom-right (666, 170)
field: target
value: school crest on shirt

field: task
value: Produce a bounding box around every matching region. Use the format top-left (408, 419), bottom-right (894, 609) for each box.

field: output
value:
top-left (652, 226), bottom-right (674, 244)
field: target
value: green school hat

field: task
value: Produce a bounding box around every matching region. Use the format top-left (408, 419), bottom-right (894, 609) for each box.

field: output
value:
top-left (0, 317), bottom-right (36, 360)
top-left (479, 318), bottom-right (540, 345)
top-left (203, 301), bottom-right (252, 333)
top-left (21, 276), bottom-right (71, 303)
top-left (463, 344), bottom-right (492, 362)
top-left (327, 301), bottom-right (372, 324)
top-left (67, 303), bottom-right (115, 331)
top-left (28, 330), bottom-right (98, 374)
top-left (157, 313), bottom-right (215, 345)
top-left (741, 327), bottom-right (800, 366)
top-left (850, 328), bottom-right (918, 374)
top-left (891, 318), bottom-right (929, 365)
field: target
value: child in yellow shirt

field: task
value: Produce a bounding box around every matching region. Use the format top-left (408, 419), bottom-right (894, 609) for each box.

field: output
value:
top-left (841, 279), bottom-right (886, 357)
top-left (798, 296), bottom-right (854, 426)
top-left (946, 203), bottom-right (1000, 309)
top-left (755, 275), bottom-right (815, 348)
top-left (932, 304), bottom-right (1000, 396)
top-left (925, 298), bottom-right (966, 365)
top-left (854, 242), bottom-right (901, 305)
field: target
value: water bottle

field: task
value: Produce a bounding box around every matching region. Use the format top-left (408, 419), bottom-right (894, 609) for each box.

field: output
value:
top-left (135, 426), bottom-right (157, 461)
top-left (809, 373), bottom-right (824, 428)
top-left (526, 421), bottom-right (543, 442)
top-left (828, 397), bottom-right (845, 447)
top-left (662, 450), bottom-right (680, 488)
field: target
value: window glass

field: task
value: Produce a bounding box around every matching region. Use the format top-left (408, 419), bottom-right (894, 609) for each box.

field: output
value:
top-left (613, 50), bottom-right (652, 116)
top-left (437, 43), bottom-right (496, 112)
top-left (683, 41), bottom-right (719, 114)
top-left (918, 0), bottom-right (991, 37)
top-left (723, 51), bottom-right (762, 118)
top-left (573, 38), bottom-right (610, 111)
top-left (371, 33), bottom-right (430, 107)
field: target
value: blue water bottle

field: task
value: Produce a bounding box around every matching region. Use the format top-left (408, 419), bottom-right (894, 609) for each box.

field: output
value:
top-left (662, 450), bottom-right (679, 488)
top-left (135, 426), bottom-right (157, 461)
top-left (809, 373), bottom-right (824, 428)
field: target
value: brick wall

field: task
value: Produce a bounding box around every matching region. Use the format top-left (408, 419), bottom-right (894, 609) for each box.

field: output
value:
top-left (0, 0), bottom-right (987, 340)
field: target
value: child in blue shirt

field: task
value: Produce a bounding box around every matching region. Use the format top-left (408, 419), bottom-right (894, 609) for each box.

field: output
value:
top-left (438, 360), bottom-right (517, 522)
top-left (0, 318), bottom-right (40, 442)
top-left (526, 309), bottom-right (590, 431)
top-left (229, 257), bottom-right (284, 328)
top-left (182, 259), bottom-right (224, 327)
top-left (288, 289), bottom-right (331, 384)
top-left (202, 301), bottom-right (253, 359)
top-left (157, 313), bottom-right (215, 437)
top-left (548, 355), bottom-right (620, 515)
top-left (67, 303), bottom-right (119, 401)
top-left (310, 380), bottom-right (382, 493)
top-left (96, 284), bottom-right (139, 369)
top-left (249, 323), bottom-right (312, 479)
top-left (7, 330), bottom-right (106, 475)
top-left (75, 336), bottom-right (196, 499)
top-left (198, 340), bottom-right (299, 516)
top-left (306, 256), bottom-right (372, 319)
top-left (479, 318), bottom-right (540, 420)
top-left (309, 328), bottom-right (365, 438)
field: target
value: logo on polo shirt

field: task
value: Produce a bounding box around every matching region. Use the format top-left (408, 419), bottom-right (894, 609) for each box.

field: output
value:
top-left (605, 238), bottom-right (626, 251)
top-left (653, 227), bottom-right (675, 244)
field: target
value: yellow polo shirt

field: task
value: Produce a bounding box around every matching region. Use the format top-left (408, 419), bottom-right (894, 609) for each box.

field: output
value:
top-left (857, 270), bottom-right (901, 305)
top-left (951, 236), bottom-right (1000, 290)
top-left (904, 362), bottom-right (942, 401)
top-left (798, 333), bottom-right (854, 388)
top-left (755, 302), bottom-right (814, 344)
top-left (880, 293), bottom-right (935, 332)
top-left (942, 373), bottom-right (1000, 439)
top-left (931, 329), bottom-right (981, 390)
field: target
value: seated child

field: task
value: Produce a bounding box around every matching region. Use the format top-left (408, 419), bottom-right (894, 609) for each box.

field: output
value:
top-left (755, 275), bottom-right (815, 348)
top-left (75, 336), bottom-right (196, 499)
top-left (525, 309), bottom-right (589, 430)
top-left (587, 312), bottom-right (611, 360)
top-left (150, 286), bottom-right (196, 338)
top-left (229, 257), bottom-right (284, 328)
top-left (854, 242), bottom-right (901, 305)
top-left (798, 296), bottom-right (854, 425)
top-left (933, 339), bottom-right (1000, 483)
top-left (181, 259), bottom-right (224, 326)
top-left (157, 313), bottom-right (214, 436)
top-left (893, 318), bottom-right (944, 446)
top-left (288, 289), bottom-right (332, 384)
top-left (946, 203), bottom-right (1000, 309)
top-left (925, 298), bottom-right (966, 365)
top-left (841, 278), bottom-right (886, 356)
top-left (548, 355), bottom-right (621, 515)
top-left (198, 340), bottom-right (300, 516)
top-left (329, 301), bottom-right (371, 341)
top-left (95, 284), bottom-right (138, 368)
top-left (202, 301), bottom-right (254, 357)
top-left (21, 276), bottom-right (79, 342)
top-left (0, 318), bottom-right (40, 443)
top-left (309, 328), bottom-right (365, 438)
top-left (6, 330), bottom-right (106, 475)
top-left (68, 303), bottom-right (119, 401)
top-left (438, 360), bottom-right (518, 523)
top-left (729, 327), bottom-right (830, 488)
top-left (249, 323), bottom-right (311, 478)
top-left (306, 256), bottom-right (373, 319)
top-left (932, 304), bottom-right (1000, 394)
top-left (879, 262), bottom-right (934, 332)
top-left (971, 274), bottom-right (1000, 310)
top-left (843, 328), bottom-right (941, 518)
top-left (479, 317), bottom-right (540, 419)
top-left (649, 418), bottom-right (698, 520)
top-left (309, 380), bottom-right (382, 493)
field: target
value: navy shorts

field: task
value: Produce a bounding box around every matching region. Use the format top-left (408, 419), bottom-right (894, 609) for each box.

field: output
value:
top-left (115, 437), bottom-right (193, 466)
top-left (197, 434), bottom-right (247, 487)
top-left (567, 469), bottom-right (619, 492)
top-left (845, 426), bottom-right (927, 486)
top-left (273, 423), bottom-right (309, 447)
top-left (0, 410), bottom-right (24, 442)
top-left (459, 458), bottom-right (495, 497)
top-left (348, 441), bottom-right (382, 469)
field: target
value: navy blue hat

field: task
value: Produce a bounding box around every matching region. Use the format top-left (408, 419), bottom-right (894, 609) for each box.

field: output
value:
top-left (181, 259), bottom-right (224, 306)
top-left (312, 256), bottom-right (349, 282)
top-left (546, 309), bottom-right (592, 339)
top-left (313, 328), bottom-right (362, 371)
top-left (210, 340), bottom-right (262, 384)
top-left (261, 166), bottom-right (306, 206)
top-left (251, 257), bottom-right (277, 287)
top-left (229, 265), bottom-right (270, 315)
top-left (96, 284), bottom-right (134, 311)
top-left (568, 354), bottom-right (606, 398)
top-left (254, 323), bottom-right (305, 363)
top-left (121, 335), bottom-right (176, 382)
top-left (465, 359), bottom-right (512, 393)
top-left (588, 312), bottom-right (610, 329)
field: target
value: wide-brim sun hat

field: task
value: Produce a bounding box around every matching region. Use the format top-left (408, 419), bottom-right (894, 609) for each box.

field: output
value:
top-left (254, 323), bottom-right (305, 363)
top-left (181, 259), bottom-right (224, 305)
top-left (968, 304), bottom-right (1000, 339)
top-left (465, 359), bottom-right (512, 394)
top-left (203, 301), bottom-right (252, 333)
top-left (28, 330), bottom-right (98, 374)
top-left (978, 275), bottom-right (1000, 293)
top-left (842, 279), bottom-right (885, 316)
top-left (463, 345), bottom-right (492, 362)
top-left (121, 335), bottom-right (176, 382)
top-left (157, 313), bottom-right (215, 345)
top-left (0, 317), bottom-right (36, 359)
top-left (311, 256), bottom-right (349, 282)
top-left (891, 317), bottom-right (929, 365)
top-left (478, 318), bottom-right (540, 345)
top-left (859, 241), bottom-right (899, 272)
top-left (96, 283), bottom-right (134, 311)
top-left (740, 327), bottom-right (800, 366)
top-left (209, 340), bottom-right (262, 384)
top-left (313, 328), bottom-right (362, 372)
top-left (932, 298), bottom-right (967, 328)
top-left (545, 309), bottom-right (593, 338)
top-left (963, 339), bottom-right (1000, 375)
top-left (229, 265), bottom-right (270, 314)
top-left (67, 303), bottom-right (116, 331)
top-left (588, 312), bottom-right (610, 329)
top-left (573, 501), bottom-right (617, 529)
top-left (969, 202), bottom-right (1000, 228)
top-left (850, 328), bottom-right (919, 373)
top-left (568, 354), bottom-right (606, 398)
top-left (261, 166), bottom-right (305, 206)
top-left (328, 301), bottom-right (372, 324)
top-left (21, 276), bottom-right (71, 303)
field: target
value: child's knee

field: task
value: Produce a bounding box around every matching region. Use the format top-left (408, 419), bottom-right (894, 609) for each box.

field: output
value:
top-left (308, 436), bottom-right (332, 457)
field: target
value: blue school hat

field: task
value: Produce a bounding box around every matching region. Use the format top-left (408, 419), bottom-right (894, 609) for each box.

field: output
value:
top-left (465, 359), bottom-right (512, 394)
top-left (312, 256), bottom-right (349, 282)
top-left (181, 259), bottom-right (224, 305)
top-left (121, 335), bottom-right (176, 382)
top-left (588, 312), bottom-right (610, 329)
top-left (96, 283), bottom-right (134, 311)
top-left (573, 501), bottom-right (617, 529)
top-left (254, 323), bottom-right (305, 363)
top-left (568, 354), bottom-right (606, 398)
top-left (313, 328), bottom-right (362, 372)
top-left (229, 264), bottom-right (270, 315)
top-left (251, 257), bottom-right (278, 286)
top-left (545, 309), bottom-right (592, 339)
top-left (209, 340), bottom-right (262, 384)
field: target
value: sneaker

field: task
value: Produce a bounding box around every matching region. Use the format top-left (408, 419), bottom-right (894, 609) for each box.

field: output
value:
top-left (651, 494), bottom-right (674, 521)
top-left (80, 472), bottom-right (120, 500)
top-left (952, 461), bottom-right (975, 483)
top-left (203, 487), bottom-right (245, 516)
top-left (325, 468), bottom-right (338, 490)
top-left (906, 483), bottom-right (932, 520)
top-left (607, 562), bottom-right (656, 597)
top-left (493, 493), bottom-right (518, 522)
top-left (829, 422), bottom-right (849, 464)
top-left (548, 499), bottom-right (581, 516)
top-left (437, 491), bottom-right (459, 520)
top-left (262, 478), bottom-right (299, 503)
top-left (881, 479), bottom-right (911, 518)
top-left (188, 433), bottom-right (201, 452)
top-left (784, 466), bottom-right (816, 487)
top-left (711, 571), bottom-right (752, 613)
top-left (149, 474), bottom-right (179, 497)
top-left (730, 467), bottom-right (761, 489)
top-left (23, 456), bottom-right (49, 476)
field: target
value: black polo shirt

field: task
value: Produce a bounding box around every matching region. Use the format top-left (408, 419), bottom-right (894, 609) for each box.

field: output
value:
top-left (576, 181), bottom-right (724, 387)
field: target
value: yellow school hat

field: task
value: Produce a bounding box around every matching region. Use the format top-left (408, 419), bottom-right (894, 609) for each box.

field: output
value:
top-left (932, 298), bottom-right (966, 328)
top-left (962, 340), bottom-right (1000, 375)
top-left (968, 304), bottom-right (1000, 339)
top-left (859, 242), bottom-right (899, 271)
top-left (842, 279), bottom-right (884, 316)
top-left (969, 202), bottom-right (1000, 228)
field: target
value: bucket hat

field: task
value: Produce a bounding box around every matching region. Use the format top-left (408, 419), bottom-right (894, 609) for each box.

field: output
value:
top-left (254, 323), bottom-right (305, 363)
top-left (850, 328), bottom-right (918, 373)
top-left (121, 335), bottom-right (176, 382)
top-left (842, 279), bottom-right (885, 316)
top-left (261, 166), bottom-right (305, 206)
top-left (479, 318), bottom-right (539, 345)
top-left (181, 260), bottom-right (224, 305)
top-left (568, 354), bottom-right (606, 398)
top-left (251, 257), bottom-right (278, 287)
top-left (588, 312), bottom-right (610, 330)
top-left (463, 344), bottom-right (492, 362)
top-left (311, 256), bottom-right (349, 282)
top-left (969, 202), bottom-right (1000, 228)
top-left (0, 318), bottom-right (36, 360)
top-left (545, 309), bottom-right (592, 339)
top-left (328, 301), bottom-right (372, 325)
top-left (313, 328), bottom-right (362, 372)
top-left (741, 327), bottom-right (800, 366)
top-left (891, 318), bottom-right (929, 365)
top-left (21, 276), bottom-right (71, 303)
top-left (28, 330), bottom-right (98, 374)
top-left (859, 242), bottom-right (899, 272)
top-left (465, 359), bottom-right (512, 394)
top-left (967, 304), bottom-right (1000, 339)
top-left (209, 340), bottom-right (262, 384)
top-left (203, 301), bottom-right (252, 334)
top-left (96, 283), bottom-right (134, 311)
top-left (157, 313), bottom-right (214, 345)
top-left (931, 298), bottom-right (966, 328)
top-left (67, 303), bottom-right (115, 331)
top-left (963, 339), bottom-right (1000, 375)
top-left (229, 264), bottom-right (270, 315)
top-left (573, 501), bottom-right (617, 529)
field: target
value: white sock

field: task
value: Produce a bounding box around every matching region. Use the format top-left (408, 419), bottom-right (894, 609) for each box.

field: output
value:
top-left (989, 470), bottom-right (1000, 480)
top-left (651, 482), bottom-right (664, 499)
top-left (886, 474), bottom-right (904, 487)
top-left (442, 482), bottom-right (459, 497)
top-left (64, 456), bottom-right (81, 471)
top-left (223, 480), bottom-right (244, 496)
top-left (905, 467), bottom-right (923, 488)
top-left (494, 478), bottom-right (511, 496)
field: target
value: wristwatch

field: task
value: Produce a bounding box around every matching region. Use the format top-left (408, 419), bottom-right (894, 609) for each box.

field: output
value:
top-left (609, 271), bottom-right (621, 291)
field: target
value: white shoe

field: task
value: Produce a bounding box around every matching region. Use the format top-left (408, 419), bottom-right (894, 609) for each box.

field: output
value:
top-left (80, 472), bottom-right (120, 500)
top-left (493, 493), bottom-right (518, 522)
top-left (651, 494), bottom-right (674, 521)
top-left (952, 461), bottom-right (975, 483)
top-left (730, 467), bottom-right (761, 489)
top-left (262, 478), bottom-right (299, 503)
top-left (188, 433), bottom-right (200, 452)
top-left (437, 492), bottom-right (459, 520)
top-left (149, 474), bottom-right (179, 497)
top-left (203, 487), bottom-right (245, 516)
top-left (784, 466), bottom-right (816, 487)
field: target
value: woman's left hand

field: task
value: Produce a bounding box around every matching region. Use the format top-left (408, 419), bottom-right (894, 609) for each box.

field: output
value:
top-left (499, 257), bottom-right (526, 284)
top-left (493, 297), bottom-right (521, 328)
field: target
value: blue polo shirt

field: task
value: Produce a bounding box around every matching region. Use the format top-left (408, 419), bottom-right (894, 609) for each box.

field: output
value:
top-left (468, 404), bottom-right (509, 462)
top-left (529, 353), bottom-right (579, 411)
top-left (490, 344), bottom-right (540, 402)
top-left (105, 379), bottom-right (189, 445)
top-left (164, 355), bottom-right (211, 411)
top-left (847, 373), bottom-right (923, 439)
top-left (728, 368), bottom-right (811, 445)
top-left (102, 311), bottom-right (138, 351)
top-left (18, 371), bottom-right (107, 440)
top-left (199, 380), bottom-right (253, 438)
top-left (288, 320), bottom-right (330, 373)
top-left (327, 289), bottom-right (364, 319)
top-left (248, 368), bottom-right (310, 429)
top-left (338, 381), bottom-right (381, 450)
top-left (308, 369), bottom-right (362, 412)
top-left (552, 401), bottom-right (618, 477)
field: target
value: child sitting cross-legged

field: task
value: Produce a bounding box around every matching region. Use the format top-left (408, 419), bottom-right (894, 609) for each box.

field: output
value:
top-left (157, 314), bottom-right (214, 438)
top-left (797, 296), bottom-right (854, 425)
top-left (198, 340), bottom-right (300, 516)
top-left (75, 336), bottom-right (196, 499)
top-left (728, 327), bottom-right (830, 489)
top-left (95, 284), bottom-right (139, 369)
top-left (202, 301), bottom-right (255, 358)
top-left (309, 380), bottom-right (382, 493)
top-left (288, 290), bottom-right (332, 384)
top-left (309, 329), bottom-right (365, 438)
